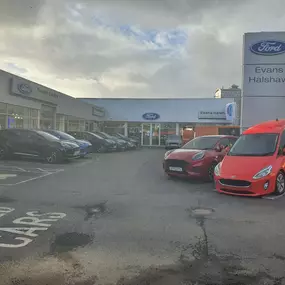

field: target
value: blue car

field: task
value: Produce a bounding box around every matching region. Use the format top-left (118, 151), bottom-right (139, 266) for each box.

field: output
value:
top-left (43, 130), bottom-right (92, 157)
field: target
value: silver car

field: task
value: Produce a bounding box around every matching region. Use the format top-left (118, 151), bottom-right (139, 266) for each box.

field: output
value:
top-left (165, 134), bottom-right (183, 150)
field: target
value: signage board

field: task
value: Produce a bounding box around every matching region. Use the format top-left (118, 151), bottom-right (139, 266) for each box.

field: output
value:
top-left (225, 102), bottom-right (236, 122)
top-left (92, 106), bottom-right (105, 117)
top-left (10, 77), bottom-right (58, 104)
top-left (242, 32), bottom-right (285, 129)
top-left (198, 111), bottom-right (226, 120)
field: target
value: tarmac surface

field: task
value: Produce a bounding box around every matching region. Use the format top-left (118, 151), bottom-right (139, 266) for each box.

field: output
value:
top-left (0, 149), bottom-right (284, 284)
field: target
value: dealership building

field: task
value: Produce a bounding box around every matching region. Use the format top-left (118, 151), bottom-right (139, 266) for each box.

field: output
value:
top-left (0, 70), bottom-right (105, 132)
top-left (81, 98), bottom-right (239, 146)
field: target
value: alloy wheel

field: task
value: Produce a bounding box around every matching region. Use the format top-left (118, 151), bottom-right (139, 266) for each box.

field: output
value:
top-left (276, 172), bottom-right (285, 195)
top-left (46, 151), bottom-right (57, 164)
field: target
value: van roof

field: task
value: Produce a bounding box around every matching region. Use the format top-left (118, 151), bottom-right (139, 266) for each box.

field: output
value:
top-left (244, 119), bottom-right (285, 134)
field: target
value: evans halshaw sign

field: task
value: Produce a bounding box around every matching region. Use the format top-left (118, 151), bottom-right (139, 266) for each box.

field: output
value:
top-left (198, 111), bottom-right (226, 120)
top-left (250, 40), bottom-right (285, 56)
top-left (142, 113), bottom-right (160, 120)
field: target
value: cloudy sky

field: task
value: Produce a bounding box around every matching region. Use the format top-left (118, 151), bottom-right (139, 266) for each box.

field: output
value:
top-left (0, 0), bottom-right (284, 98)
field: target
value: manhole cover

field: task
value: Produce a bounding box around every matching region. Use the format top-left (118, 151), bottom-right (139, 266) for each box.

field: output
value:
top-left (191, 208), bottom-right (214, 216)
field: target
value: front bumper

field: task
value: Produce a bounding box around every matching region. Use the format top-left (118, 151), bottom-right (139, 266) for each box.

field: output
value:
top-left (163, 159), bottom-right (208, 179)
top-left (215, 174), bottom-right (276, 197)
top-left (79, 145), bottom-right (93, 156)
top-left (63, 147), bottom-right (81, 159)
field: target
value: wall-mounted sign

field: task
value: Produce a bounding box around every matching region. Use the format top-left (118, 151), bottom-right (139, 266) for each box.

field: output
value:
top-left (10, 77), bottom-right (58, 104)
top-left (92, 106), bottom-right (105, 117)
top-left (142, 113), bottom-right (160, 120)
top-left (250, 40), bottom-right (285, 56)
top-left (198, 111), bottom-right (226, 120)
top-left (225, 102), bottom-right (236, 122)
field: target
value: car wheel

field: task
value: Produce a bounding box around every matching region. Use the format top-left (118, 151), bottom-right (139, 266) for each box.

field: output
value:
top-left (208, 163), bottom-right (217, 182)
top-left (275, 171), bottom-right (285, 195)
top-left (0, 146), bottom-right (7, 160)
top-left (45, 150), bottom-right (61, 164)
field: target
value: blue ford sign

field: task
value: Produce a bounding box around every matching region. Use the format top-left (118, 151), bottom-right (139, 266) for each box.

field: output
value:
top-left (142, 113), bottom-right (160, 120)
top-left (17, 83), bottom-right (32, 95)
top-left (250, 40), bottom-right (285, 56)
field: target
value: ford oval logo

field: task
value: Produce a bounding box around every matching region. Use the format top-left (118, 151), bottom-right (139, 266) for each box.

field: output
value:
top-left (17, 83), bottom-right (32, 95)
top-left (226, 104), bottom-right (233, 117)
top-left (250, 40), bottom-right (285, 56)
top-left (142, 113), bottom-right (160, 120)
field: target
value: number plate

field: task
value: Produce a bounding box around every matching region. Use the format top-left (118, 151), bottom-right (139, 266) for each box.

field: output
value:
top-left (169, 166), bottom-right (183, 172)
top-left (74, 150), bottom-right (80, 156)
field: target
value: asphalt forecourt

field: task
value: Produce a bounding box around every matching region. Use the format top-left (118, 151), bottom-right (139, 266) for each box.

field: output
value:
top-left (0, 149), bottom-right (284, 285)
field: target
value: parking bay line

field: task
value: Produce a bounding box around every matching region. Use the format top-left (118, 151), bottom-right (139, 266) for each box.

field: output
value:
top-left (0, 169), bottom-right (64, 186)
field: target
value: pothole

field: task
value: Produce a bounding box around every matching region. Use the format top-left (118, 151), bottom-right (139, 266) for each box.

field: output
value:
top-left (50, 232), bottom-right (93, 254)
top-left (190, 207), bottom-right (214, 217)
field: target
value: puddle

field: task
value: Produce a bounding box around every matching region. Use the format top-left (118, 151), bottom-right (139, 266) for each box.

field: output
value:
top-left (0, 196), bottom-right (16, 203)
top-left (74, 201), bottom-right (109, 221)
top-left (50, 232), bottom-right (93, 254)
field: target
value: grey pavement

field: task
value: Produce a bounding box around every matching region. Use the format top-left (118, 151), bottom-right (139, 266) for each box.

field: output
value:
top-left (0, 150), bottom-right (284, 284)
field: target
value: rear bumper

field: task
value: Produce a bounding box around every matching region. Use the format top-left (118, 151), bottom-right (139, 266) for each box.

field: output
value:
top-left (215, 175), bottom-right (276, 197)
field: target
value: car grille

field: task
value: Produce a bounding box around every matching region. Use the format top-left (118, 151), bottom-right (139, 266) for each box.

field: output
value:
top-left (66, 147), bottom-right (79, 155)
top-left (219, 179), bottom-right (251, 187)
top-left (220, 188), bottom-right (254, 195)
top-left (165, 159), bottom-right (188, 172)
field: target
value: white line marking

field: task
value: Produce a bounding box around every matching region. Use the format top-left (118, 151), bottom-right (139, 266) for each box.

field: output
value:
top-left (262, 192), bottom-right (285, 200)
top-left (0, 169), bottom-right (64, 186)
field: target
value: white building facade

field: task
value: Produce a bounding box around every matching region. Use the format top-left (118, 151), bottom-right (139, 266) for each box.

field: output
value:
top-left (81, 98), bottom-right (237, 146)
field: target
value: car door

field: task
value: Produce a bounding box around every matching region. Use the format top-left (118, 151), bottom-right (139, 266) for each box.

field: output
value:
top-left (2, 130), bottom-right (26, 154)
top-left (25, 131), bottom-right (50, 157)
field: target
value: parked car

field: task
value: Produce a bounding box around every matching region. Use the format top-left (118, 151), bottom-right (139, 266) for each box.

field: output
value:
top-left (214, 119), bottom-right (285, 197)
top-left (68, 131), bottom-right (117, 152)
top-left (0, 129), bottom-right (80, 163)
top-left (109, 133), bottom-right (137, 149)
top-left (113, 133), bottom-right (140, 148)
top-left (165, 134), bottom-right (183, 150)
top-left (43, 129), bottom-right (92, 158)
top-left (163, 135), bottom-right (238, 181)
top-left (95, 132), bottom-right (128, 151)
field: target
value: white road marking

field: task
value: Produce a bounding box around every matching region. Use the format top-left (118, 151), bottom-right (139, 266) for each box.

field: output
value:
top-left (0, 210), bottom-right (66, 248)
top-left (0, 174), bottom-right (17, 180)
top-left (262, 192), bottom-right (285, 200)
top-left (0, 207), bottom-right (15, 218)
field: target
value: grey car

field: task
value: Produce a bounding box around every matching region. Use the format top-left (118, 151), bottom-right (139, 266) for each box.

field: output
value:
top-left (165, 134), bottom-right (182, 150)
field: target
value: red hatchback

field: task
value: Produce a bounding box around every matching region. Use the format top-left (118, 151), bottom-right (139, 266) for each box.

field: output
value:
top-left (215, 119), bottom-right (285, 197)
top-left (163, 135), bottom-right (238, 181)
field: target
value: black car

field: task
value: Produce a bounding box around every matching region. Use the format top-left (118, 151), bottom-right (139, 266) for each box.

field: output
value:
top-left (68, 131), bottom-right (117, 152)
top-left (96, 131), bottom-right (128, 151)
top-left (113, 133), bottom-right (140, 148)
top-left (0, 129), bottom-right (80, 163)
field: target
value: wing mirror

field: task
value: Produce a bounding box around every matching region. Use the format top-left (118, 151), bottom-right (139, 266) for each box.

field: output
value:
top-left (214, 145), bottom-right (222, 152)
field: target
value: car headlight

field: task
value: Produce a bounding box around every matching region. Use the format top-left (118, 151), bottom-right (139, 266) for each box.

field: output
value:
top-left (253, 165), bottom-right (272, 180)
top-left (192, 151), bottom-right (205, 161)
top-left (164, 150), bottom-right (173, 159)
top-left (214, 163), bottom-right (221, 176)
top-left (60, 142), bottom-right (70, 148)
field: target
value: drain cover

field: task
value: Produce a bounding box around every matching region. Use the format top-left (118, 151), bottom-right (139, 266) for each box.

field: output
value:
top-left (191, 208), bottom-right (214, 216)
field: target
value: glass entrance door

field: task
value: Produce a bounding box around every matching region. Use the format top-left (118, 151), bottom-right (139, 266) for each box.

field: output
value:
top-left (151, 123), bottom-right (160, 146)
top-left (142, 123), bottom-right (151, 145)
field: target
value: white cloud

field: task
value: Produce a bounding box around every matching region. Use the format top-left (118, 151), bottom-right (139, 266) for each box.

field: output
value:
top-left (0, 0), bottom-right (285, 98)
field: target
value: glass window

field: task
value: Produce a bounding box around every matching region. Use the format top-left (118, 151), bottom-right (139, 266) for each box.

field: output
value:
top-left (160, 123), bottom-right (176, 145)
top-left (8, 104), bottom-right (29, 117)
top-left (0, 115), bottom-right (6, 129)
top-left (49, 130), bottom-right (75, 140)
top-left (7, 116), bottom-right (30, 129)
top-left (0, 103), bottom-right (7, 114)
top-left (36, 131), bottom-right (60, 141)
top-left (229, 133), bottom-right (278, 156)
top-left (31, 109), bottom-right (38, 118)
top-left (182, 136), bottom-right (220, 150)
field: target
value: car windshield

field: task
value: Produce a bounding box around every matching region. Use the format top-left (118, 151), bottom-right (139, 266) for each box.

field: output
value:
top-left (51, 131), bottom-right (75, 140)
top-left (182, 136), bottom-right (220, 150)
top-left (228, 133), bottom-right (278, 156)
top-left (36, 131), bottom-right (60, 141)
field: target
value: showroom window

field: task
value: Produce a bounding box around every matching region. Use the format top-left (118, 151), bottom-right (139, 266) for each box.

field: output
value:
top-left (0, 103), bottom-right (7, 130)
top-left (40, 104), bottom-right (56, 129)
top-left (7, 104), bottom-right (39, 129)
top-left (56, 114), bottom-right (66, 131)
top-left (127, 122), bottom-right (141, 140)
top-left (160, 123), bottom-right (176, 145)
top-left (67, 118), bottom-right (86, 132)
top-left (103, 122), bottom-right (125, 135)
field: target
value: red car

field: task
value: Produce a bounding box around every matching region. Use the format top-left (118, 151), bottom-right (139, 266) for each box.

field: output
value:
top-left (215, 119), bottom-right (285, 197)
top-left (163, 135), bottom-right (238, 181)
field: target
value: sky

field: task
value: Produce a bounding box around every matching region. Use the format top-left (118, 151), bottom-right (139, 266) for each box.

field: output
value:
top-left (0, 0), bottom-right (285, 99)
